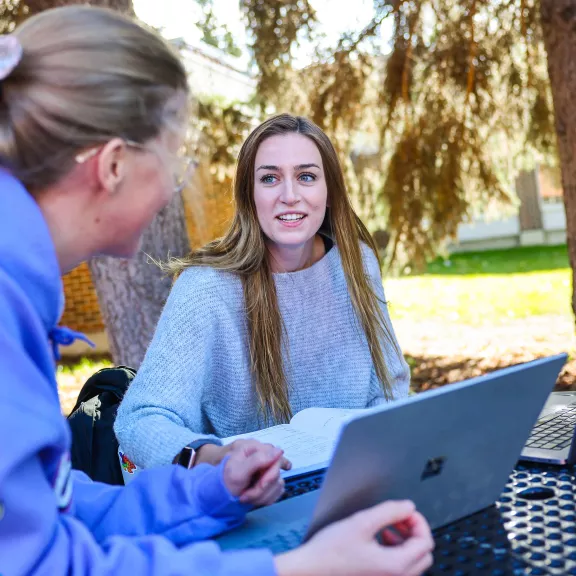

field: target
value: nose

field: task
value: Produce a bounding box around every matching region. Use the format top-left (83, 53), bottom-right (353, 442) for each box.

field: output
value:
top-left (279, 178), bottom-right (299, 205)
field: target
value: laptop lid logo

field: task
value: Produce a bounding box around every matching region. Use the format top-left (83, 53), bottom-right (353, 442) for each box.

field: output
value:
top-left (421, 457), bottom-right (446, 480)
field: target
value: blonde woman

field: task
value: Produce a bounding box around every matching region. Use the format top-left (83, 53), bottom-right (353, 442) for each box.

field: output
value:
top-left (0, 9), bottom-right (434, 576)
top-left (116, 113), bottom-right (410, 470)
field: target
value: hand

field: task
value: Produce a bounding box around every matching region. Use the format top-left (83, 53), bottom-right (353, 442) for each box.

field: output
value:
top-left (196, 440), bottom-right (292, 471)
top-left (275, 500), bottom-right (434, 576)
top-left (222, 440), bottom-right (288, 507)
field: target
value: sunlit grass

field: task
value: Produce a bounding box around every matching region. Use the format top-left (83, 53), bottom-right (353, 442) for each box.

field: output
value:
top-left (385, 245), bottom-right (572, 325)
top-left (57, 357), bottom-right (112, 415)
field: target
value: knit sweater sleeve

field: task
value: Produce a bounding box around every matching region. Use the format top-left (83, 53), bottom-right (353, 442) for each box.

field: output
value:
top-left (115, 268), bottom-right (224, 469)
top-left (361, 244), bottom-right (411, 402)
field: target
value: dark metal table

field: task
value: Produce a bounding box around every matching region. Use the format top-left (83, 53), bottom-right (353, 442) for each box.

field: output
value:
top-left (428, 463), bottom-right (576, 575)
top-left (282, 462), bottom-right (576, 575)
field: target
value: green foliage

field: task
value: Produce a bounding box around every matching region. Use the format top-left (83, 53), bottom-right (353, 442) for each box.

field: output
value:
top-left (4, 0), bottom-right (560, 270)
top-left (232, 0), bottom-right (558, 268)
top-left (195, 0), bottom-right (242, 57)
top-left (240, 0), bottom-right (317, 105)
top-left (191, 98), bottom-right (255, 181)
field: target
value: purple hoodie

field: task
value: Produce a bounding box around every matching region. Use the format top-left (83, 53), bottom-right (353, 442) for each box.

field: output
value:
top-left (0, 170), bottom-right (276, 576)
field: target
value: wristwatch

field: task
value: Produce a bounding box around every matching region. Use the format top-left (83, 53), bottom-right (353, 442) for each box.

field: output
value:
top-left (176, 439), bottom-right (220, 469)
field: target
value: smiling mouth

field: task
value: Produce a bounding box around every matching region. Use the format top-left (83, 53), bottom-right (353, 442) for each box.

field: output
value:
top-left (276, 213), bottom-right (306, 222)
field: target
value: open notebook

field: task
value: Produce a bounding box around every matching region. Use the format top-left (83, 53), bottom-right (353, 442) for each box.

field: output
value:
top-left (222, 407), bottom-right (375, 478)
top-left (119, 407), bottom-right (375, 484)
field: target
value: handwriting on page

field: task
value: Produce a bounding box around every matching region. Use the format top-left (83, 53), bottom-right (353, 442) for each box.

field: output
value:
top-left (222, 424), bottom-right (334, 471)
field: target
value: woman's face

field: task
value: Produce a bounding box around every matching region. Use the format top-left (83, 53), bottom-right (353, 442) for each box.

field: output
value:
top-left (253, 133), bottom-right (328, 250)
top-left (98, 102), bottom-right (188, 258)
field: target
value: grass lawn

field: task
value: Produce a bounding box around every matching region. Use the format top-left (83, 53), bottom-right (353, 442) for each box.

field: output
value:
top-left (385, 245), bottom-right (572, 325)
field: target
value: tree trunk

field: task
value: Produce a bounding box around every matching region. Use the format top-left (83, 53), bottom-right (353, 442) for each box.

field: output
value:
top-left (540, 0), bottom-right (576, 323)
top-left (516, 169), bottom-right (543, 231)
top-left (89, 194), bottom-right (190, 368)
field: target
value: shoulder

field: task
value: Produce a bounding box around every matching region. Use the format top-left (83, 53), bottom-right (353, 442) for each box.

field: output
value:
top-left (166, 265), bottom-right (243, 312)
top-left (175, 264), bottom-right (240, 290)
top-left (359, 242), bottom-right (381, 278)
top-left (327, 241), bottom-right (381, 279)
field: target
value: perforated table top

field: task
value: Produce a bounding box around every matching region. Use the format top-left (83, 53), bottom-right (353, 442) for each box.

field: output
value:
top-left (428, 463), bottom-right (576, 575)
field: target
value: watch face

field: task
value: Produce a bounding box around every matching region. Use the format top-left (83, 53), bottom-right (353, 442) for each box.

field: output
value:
top-left (179, 446), bottom-right (194, 469)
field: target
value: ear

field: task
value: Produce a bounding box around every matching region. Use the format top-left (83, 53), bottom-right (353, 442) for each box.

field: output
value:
top-left (96, 138), bottom-right (129, 195)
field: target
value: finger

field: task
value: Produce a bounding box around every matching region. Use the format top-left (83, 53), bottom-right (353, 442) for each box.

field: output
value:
top-left (238, 464), bottom-right (281, 501)
top-left (236, 455), bottom-right (282, 500)
top-left (351, 500), bottom-right (416, 536)
top-left (280, 456), bottom-right (292, 470)
top-left (230, 447), bottom-right (283, 482)
top-left (243, 480), bottom-right (285, 507)
top-left (389, 533), bottom-right (435, 569)
top-left (231, 439), bottom-right (276, 457)
top-left (405, 552), bottom-right (434, 576)
top-left (250, 446), bottom-right (283, 471)
top-left (255, 478), bottom-right (285, 506)
top-left (240, 477), bottom-right (285, 505)
top-left (257, 458), bottom-right (283, 487)
top-left (404, 512), bottom-right (434, 550)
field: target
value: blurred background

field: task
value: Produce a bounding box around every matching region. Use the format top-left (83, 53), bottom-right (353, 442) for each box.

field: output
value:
top-left (2, 0), bottom-right (572, 414)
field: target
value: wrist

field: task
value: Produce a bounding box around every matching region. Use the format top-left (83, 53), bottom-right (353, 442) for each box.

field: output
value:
top-left (275, 548), bottom-right (314, 576)
top-left (196, 443), bottom-right (224, 465)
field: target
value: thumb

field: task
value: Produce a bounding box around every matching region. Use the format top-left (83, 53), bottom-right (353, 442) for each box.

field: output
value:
top-left (351, 500), bottom-right (416, 536)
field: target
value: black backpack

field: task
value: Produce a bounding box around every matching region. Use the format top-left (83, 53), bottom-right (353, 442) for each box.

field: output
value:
top-left (67, 365), bottom-right (136, 485)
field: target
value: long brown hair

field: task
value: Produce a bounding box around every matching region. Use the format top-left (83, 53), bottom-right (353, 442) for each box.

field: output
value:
top-left (168, 114), bottom-right (402, 422)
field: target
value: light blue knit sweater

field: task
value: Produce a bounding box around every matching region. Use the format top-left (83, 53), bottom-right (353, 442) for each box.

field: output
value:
top-left (115, 243), bottom-right (410, 468)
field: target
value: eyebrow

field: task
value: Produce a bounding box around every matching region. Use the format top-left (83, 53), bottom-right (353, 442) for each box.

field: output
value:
top-left (256, 163), bottom-right (321, 171)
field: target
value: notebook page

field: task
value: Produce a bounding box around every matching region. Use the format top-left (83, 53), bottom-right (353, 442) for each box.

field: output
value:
top-left (289, 407), bottom-right (368, 441)
top-left (222, 424), bottom-right (333, 477)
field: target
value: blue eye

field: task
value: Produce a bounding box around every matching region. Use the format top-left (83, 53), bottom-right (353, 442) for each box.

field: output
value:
top-left (260, 174), bottom-right (278, 184)
top-left (299, 172), bottom-right (316, 183)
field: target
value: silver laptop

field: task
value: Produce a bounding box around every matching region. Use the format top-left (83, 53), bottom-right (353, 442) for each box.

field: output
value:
top-left (217, 354), bottom-right (567, 554)
top-left (521, 390), bottom-right (576, 465)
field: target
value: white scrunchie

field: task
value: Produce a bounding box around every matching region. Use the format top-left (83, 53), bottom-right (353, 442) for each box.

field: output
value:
top-left (0, 35), bottom-right (22, 81)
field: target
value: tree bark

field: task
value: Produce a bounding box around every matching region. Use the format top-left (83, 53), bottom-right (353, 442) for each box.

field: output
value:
top-left (516, 169), bottom-right (543, 231)
top-left (89, 194), bottom-right (190, 368)
top-left (540, 0), bottom-right (576, 323)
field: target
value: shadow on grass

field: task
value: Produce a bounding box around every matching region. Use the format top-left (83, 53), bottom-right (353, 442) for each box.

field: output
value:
top-left (408, 352), bottom-right (576, 394)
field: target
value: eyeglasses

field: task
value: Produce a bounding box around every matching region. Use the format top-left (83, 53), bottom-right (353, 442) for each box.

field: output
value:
top-left (75, 139), bottom-right (197, 194)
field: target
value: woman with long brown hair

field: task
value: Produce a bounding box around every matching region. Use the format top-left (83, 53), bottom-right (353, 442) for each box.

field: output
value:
top-left (115, 113), bottom-right (410, 469)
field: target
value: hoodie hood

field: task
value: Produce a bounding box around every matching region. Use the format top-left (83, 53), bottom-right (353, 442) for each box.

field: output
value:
top-left (0, 170), bottom-right (63, 334)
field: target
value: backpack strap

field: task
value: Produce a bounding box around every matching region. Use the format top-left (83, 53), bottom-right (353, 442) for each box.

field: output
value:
top-left (68, 395), bottom-right (100, 478)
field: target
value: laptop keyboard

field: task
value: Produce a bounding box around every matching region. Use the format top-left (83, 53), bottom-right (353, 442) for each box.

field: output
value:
top-left (243, 523), bottom-right (308, 554)
top-left (280, 469), bottom-right (326, 501)
top-left (525, 402), bottom-right (576, 451)
top-left (236, 470), bottom-right (326, 553)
